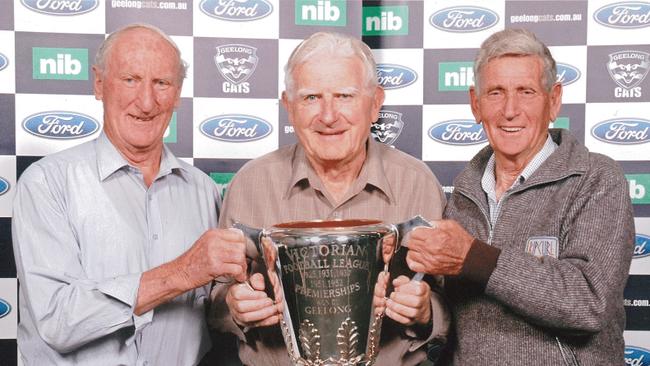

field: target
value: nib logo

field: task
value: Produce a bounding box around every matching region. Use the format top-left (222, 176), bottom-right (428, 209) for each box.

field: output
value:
top-left (438, 62), bottom-right (474, 91)
top-left (627, 174), bottom-right (650, 204)
top-left (210, 172), bottom-right (235, 199)
top-left (32, 47), bottom-right (88, 80)
top-left (163, 112), bottom-right (178, 143)
top-left (362, 5), bottom-right (408, 36)
top-left (296, 0), bottom-right (346, 26)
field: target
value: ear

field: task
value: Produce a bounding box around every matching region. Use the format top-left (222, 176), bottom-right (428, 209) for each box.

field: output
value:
top-left (92, 65), bottom-right (103, 101)
top-left (370, 86), bottom-right (385, 121)
top-left (469, 86), bottom-right (481, 124)
top-left (281, 91), bottom-right (294, 126)
top-left (548, 82), bottom-right (563, 122)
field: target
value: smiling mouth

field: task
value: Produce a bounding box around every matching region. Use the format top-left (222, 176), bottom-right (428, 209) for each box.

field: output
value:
top-left (129, 114), bottom-right (155, 122)
top-left (500, 127), bottom-right (523, 133)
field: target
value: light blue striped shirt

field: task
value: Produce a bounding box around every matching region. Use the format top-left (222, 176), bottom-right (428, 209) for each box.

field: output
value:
top-left (12, 133), bottom-right (220, 366)
top-left (481, 134), bottom-right (558, 227)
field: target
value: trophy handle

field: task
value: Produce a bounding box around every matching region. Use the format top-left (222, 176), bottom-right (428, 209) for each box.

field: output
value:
top-left (392, 215), bottom-right (433, 281)
top-left (233, 222), bottom-right (263, 258)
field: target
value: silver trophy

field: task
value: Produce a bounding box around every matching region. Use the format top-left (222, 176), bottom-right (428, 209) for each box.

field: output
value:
top-left (235, 216), bottom-right (430, 366)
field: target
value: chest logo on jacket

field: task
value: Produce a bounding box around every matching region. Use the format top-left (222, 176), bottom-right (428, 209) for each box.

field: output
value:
top-left (525, 237), bottom-right (559, 258)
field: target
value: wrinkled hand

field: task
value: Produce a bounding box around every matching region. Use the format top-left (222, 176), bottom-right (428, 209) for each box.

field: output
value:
top-left (226, 273), bottom-right (281, 328)
top-left (176, 228), bottom-right (247, 289)
top-left (406, 220), bottom-right (474, 276)
top-left (385, 275), bottom-right (431, 326)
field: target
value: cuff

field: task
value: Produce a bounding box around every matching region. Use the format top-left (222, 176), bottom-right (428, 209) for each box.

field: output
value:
top-left (96, 273), bottom-right (154, 345)
top-left (457, 238), bottom-right (501, 289)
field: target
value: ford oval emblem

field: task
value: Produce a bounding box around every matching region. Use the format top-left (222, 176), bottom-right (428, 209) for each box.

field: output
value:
top-left (23, 111), bottom-right (100, 140)
top-left (376, 64), bottom-right (418, 90)
top-left (21, 0), bottom-right (99, 16)
top-left (594, 2), bottom-right (650, 29)
top-left (0, 298), bottom-right (10, 319)
top-left (199, 0), bottom-right (273, 21)
top-left (625, 346), bottom-right (650, 366)
top-left (200, 114), bottom-right (272, 142)
top-left (430, 6), bottom-right (499, 33)
top-left (0, 177), bottom-right (9, 196)
top-left (0, 53), bottom-right (8, 72)
top-left (556, 63), bottom-right (581, 86)
top-left (428, 120), bottom-right (487, 145)
top-left (635, 233), bottom-right (650, 258)
top-left (591, 118), bottom-right (650, 145)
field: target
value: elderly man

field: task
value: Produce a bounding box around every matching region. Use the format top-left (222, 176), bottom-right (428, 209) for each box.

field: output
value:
top-left (209, 32), bottom-right (448, 365)
top-left (406, 28), bottom-right (635, 365)
top-left (12, 24), bottom-right (247, 365)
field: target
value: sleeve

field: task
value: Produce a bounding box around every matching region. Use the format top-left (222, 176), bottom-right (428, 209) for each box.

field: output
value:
top-left (484, 161), bottom-right (634, 334)
top-left (12, 165), bottom-right (151, 353)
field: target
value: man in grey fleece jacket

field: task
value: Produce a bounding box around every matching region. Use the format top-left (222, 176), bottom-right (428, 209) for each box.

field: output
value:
top-left (406, 29), bottom-right (635, 365)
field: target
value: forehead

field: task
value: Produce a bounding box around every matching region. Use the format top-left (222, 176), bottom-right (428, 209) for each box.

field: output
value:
top-left (293, 54), bottom-right (366, 89)
top-left (481, 55), bottom-right (544, 84)
top-left (106, 28), bottom-right (179, 72)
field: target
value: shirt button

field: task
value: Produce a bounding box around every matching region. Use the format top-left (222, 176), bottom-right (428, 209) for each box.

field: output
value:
top-left (153, 234), bottom-right (159, 240)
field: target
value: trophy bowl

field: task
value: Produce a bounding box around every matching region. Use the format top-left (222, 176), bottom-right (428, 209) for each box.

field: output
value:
top-left (235, 216), bottom-right (430, 366)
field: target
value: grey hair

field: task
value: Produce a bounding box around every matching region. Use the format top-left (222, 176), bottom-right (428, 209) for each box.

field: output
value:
top-left (94, 23), bottom-right (188, 84)
top-left (473, 28), bottom-right (557, 94)
top-left (284, 32), bottom-right (377, 99)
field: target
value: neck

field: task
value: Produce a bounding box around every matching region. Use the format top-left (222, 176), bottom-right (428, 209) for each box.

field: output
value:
top-left (107, 136), bottom-right (162, 187)
top-left (309, 149), bottom-right (366, 204)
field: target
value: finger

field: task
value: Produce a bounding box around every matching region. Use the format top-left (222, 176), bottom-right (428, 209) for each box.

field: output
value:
top-left (253, 314), bottom-right (280, 327)
top-left (385, 306), bottom-right (412, 325)
top-left (218, 263), bottom-right (247, 282)
top-left (232, 299), bottom-right (277, 320)
top-left (387, 298), bottom-right (418, 320)
top-left (392, 275), bottom-right (410, 287)
top-left (230, 283), bottom-right (268, 301)
top-left (215, 227), bottom-right (246, 241)
top-left (249, 273), bottom-right (266, 291)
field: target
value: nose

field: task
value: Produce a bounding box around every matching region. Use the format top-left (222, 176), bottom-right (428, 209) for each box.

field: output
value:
top-left (136, 82), bottom-right (155, 113)
top-left (319, 96), bottom-right (338, 126)
top-left (503, 92), bottom-right (520, 120)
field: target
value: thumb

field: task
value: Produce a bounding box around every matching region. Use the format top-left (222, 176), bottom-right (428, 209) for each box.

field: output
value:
top-left (249, 272), bottom-right (266, 291)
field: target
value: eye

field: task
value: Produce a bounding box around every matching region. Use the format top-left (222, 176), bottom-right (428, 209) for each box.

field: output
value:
top-left (155, 79), bottom-right (171, 90)
top-left (304, 94), bottom-right (318, 102)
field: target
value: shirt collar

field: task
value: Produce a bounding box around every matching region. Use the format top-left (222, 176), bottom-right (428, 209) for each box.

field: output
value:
top-left (96, 132), bottom-right (188, 182)
top-left (284, 139), bottom-right (394, 204)
top-left (481, 133), bottom-right (558, 196)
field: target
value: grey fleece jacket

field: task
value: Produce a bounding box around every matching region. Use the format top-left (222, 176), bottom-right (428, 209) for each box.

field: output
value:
top-left (441, 129), bottom-right (635, 365)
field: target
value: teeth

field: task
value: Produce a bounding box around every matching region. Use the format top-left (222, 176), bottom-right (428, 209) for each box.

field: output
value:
top-left (502, 127), bottom-right (522, 132)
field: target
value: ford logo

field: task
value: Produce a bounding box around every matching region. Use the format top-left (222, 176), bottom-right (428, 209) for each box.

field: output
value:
top-left (556, 63), bottom-right (581, 86)
top-left (199, 0), bottom-right (273, 21)
top-left (200, 114), bottom-right (272, 142)
top-left (635, 233), bottom-right (650, 258)
top-left (625, 346), bottom-right (650, 366)
top-left (594, 2), bottom-right (650, 29)
top-left (21, 0), bottom-right (99, 16)
top-left (591, 118), bottom-right (650, 145)
top-left (430, 6), bottom-right (499, 33)
top-left (0, 53), bottom-right (8, 72)
top-left (0, 298), bottom-right (10, 319)
top-left (23, 111), bottom-right (100, 139)
top-left (376, 64), bottom-right (418, 90)
top-left (428, 120), bottom-right (487, 145)
top-left (0, 177), bottom-right (9, 196)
